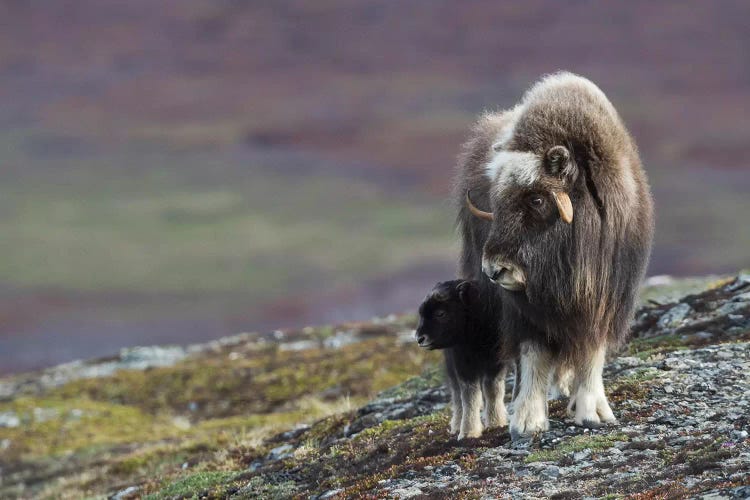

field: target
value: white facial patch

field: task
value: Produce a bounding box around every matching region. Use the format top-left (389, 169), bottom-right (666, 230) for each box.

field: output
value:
top-left (484, 150), bottom-right (541, 187)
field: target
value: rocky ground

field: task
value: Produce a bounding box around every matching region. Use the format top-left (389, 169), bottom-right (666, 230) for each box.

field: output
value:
top-left (0, 275), bottom-right (748, 498)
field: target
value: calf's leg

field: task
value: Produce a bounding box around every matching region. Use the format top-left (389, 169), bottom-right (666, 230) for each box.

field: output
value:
top-left (458, 380), bottom-right (483, 440)
top-left (482, 365), bottom-right (508, 428)
top-left (446, 367), bottom-right (462, 435)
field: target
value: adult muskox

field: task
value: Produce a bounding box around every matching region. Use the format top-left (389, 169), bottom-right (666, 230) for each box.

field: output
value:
top-left (454, 72), bottom-right (654, 437)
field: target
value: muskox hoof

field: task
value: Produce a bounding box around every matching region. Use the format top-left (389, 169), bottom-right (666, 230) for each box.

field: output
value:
top-left (458, 429), bottom-right (482, 441)
top-left (581, 419), bottom-right (603, 429)
top-left (484, 415), bottom-right (508, 429)
top-left (572, 391), bottom-right (618, 427)
top-left (552, 365), bottom-right (574, 399)
top-left (450, 419), bottom-right (461, 435)
top-left (548, 385), bottom-right (569, 400)
top-left (510, 401), bottom-right (549, 439)
top-left (483, 407), bottom-right (509, 429)
top-left (510, 428), bottom-right (533, 443)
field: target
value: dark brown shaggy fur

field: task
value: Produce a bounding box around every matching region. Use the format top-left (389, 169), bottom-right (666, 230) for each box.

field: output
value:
top-left (453, 72), bottom-right (654, 364)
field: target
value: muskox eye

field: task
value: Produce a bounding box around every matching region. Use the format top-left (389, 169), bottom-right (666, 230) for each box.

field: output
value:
top-left (529, 196), bottom-right (544, 208)
top-left (434, 310), bottom-right (446, 319)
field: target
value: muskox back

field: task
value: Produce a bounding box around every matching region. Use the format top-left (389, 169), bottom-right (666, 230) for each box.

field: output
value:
top-left (454, 72), bottom-right (654, 356)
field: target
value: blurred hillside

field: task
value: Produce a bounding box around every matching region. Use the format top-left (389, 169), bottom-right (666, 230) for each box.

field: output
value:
top-left (0, 1), bottom-right (749, 372)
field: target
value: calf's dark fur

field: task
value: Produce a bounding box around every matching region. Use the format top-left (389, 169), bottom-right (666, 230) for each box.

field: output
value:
top-left (416, 279), bottom-right (515, 439)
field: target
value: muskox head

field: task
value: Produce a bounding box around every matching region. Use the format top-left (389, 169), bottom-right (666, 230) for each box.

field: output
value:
top-left (467, 144), bottom-right (579, 293)
top-left (415, 280), bottom-right (479, 350)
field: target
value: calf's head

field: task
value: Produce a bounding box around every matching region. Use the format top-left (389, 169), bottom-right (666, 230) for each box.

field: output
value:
top-left (467, 145), bottom-right (578, 292)
top-left (415, 280), bottom-right (479, 349)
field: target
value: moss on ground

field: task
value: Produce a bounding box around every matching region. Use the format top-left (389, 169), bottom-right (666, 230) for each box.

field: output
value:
top-left (49, 336), bottom-right (438, 419)
top-left (626, 333), bottom-right (692, 360)
top-left (0, 325), bottom-right (440, 498)
top-left (376, 364), bottom-right (444, 400)
top-left (608, 370), bottom-right (658, 404)
top-left (0, 326), bottom-right (694, 499)
top-left (0, 397), bottom-right (179, 460)
top-left (667, 437), bottom-right (735, 474)
top-left (146, 471), bottom-right (240, 499)
top-left (229, 410), bottom-right (466, 497)
top-left (525, 433), bottom-right (630, 463)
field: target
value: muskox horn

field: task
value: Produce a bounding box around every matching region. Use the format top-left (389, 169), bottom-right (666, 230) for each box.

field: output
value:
top-left (551, 191), bottom-right (573, 224)
top-left (466, 190), bottom-right (494, 221)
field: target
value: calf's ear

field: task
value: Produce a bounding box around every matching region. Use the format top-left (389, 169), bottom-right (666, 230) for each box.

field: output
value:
top-left (457, 281), bottom-right (479, 306)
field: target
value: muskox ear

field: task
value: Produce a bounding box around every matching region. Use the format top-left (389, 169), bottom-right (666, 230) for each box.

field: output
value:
top-left (545, 145), bottom-right (578, 185)
top-left (545, 146), bottom-right (576, 224)
top-left (457, 281), bottom-right (479, 306)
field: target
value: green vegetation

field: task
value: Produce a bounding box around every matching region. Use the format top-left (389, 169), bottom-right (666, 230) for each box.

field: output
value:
top-left (49, 335), bottom-right (436, 419)
top-left (1, 313), bottom-right (743, 498)
top-left (146, 471), bottom-right (240, 500)
top-left (525, 433), bottom-right (629, 463)
top-left (375, 364), bottom-right (444, 400)
top-left (627, 333), bottom-right (692, 360)
top-left (0, 397), bottom-right (180, 459)
top-left (0, 320), bottom-right (441, 498)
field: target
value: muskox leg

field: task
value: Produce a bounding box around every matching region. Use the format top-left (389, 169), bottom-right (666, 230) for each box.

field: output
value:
top-left (458, 380), bottom-right (483, 440)
top-left (568, 344), bottom-right (617, 427)
top-left (510, 342), bottom-right (553, 439)
top-left (549, 362), bottom-right (574, 399)
top-left (482, 365), bottom-right (508, 428)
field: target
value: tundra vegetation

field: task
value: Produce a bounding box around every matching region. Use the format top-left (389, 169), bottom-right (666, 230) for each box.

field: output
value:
top-left (1, 275), bottom-right (748, 498)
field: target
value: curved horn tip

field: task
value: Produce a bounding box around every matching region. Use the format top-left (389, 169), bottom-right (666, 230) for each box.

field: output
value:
top-left (552, 191), bottom-right (574, 224)
top-left (465, 190), bottom-right (494, 221)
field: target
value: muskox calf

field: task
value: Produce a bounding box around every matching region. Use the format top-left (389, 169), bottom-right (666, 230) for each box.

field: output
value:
top-left (415, 279), bottom-right (514, 439)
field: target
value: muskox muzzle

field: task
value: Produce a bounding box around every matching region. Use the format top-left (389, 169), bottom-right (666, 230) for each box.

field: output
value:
top-left (482, 259), bottom-right (526, 291)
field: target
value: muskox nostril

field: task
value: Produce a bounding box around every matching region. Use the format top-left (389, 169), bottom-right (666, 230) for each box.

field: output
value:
top-left (417, 335), bottom-right (426, 344)
top-left (490, 266), bottom-right (508, 282)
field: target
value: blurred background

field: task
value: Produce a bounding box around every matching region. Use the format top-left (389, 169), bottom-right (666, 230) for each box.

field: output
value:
top-left (1, 0), bottom-right (748, 374)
